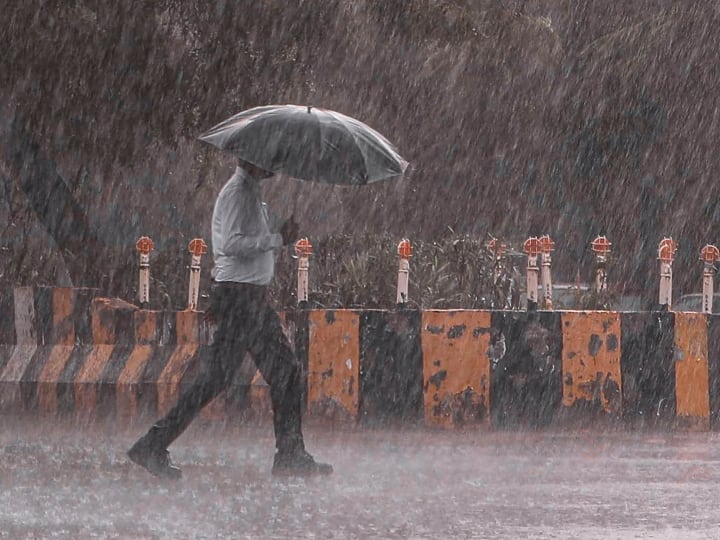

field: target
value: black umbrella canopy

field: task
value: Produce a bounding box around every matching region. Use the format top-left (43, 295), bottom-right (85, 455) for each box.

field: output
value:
top-left (198, 105), bottom-right (409, 185)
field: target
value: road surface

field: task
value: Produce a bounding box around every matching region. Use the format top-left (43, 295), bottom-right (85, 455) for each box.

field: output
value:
top-left (1, 418), bottom-right (720, 539)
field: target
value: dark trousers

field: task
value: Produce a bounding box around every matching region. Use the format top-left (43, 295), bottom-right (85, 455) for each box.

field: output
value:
top-left (141, 282), bottom-right (305, 454)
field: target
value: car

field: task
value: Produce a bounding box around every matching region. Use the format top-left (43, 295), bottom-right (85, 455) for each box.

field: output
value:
top-left (519, 283), bottom-right (645, 311)
top-left (673, 293), bottom-right (720, 313)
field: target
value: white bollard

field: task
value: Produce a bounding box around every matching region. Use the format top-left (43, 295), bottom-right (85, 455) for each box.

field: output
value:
top-left (539, 235), bottom-right (555, 310)
top-left (700, 245), bottom-right (719, 314)
top-left (591, 236), bottom-right (612, 293)
top-left (523, 237), bottom-right (540, 310)
top-left (396, 239), bottom-right (412, 305)
top-left (136, 236), bottom-right (154, 308)
top-left (658, 237), bottom-right (677, 309)
top-left (294, 238), bottom-right (313, 306)
top-left (187, 238), bottom-right (207, 311)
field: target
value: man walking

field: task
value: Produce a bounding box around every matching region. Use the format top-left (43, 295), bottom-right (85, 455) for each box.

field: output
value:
top-left (128, 159), bottom-right (332, 479)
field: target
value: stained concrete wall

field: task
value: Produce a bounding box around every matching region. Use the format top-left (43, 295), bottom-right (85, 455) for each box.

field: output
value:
top-left (1, 287), bottom-right (718, 430)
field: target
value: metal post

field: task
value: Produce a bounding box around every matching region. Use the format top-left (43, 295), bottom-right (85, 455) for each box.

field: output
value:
top-left (397, 239), bottom-right (412, 305)
top-left (295, 237), bottom-right (313, 306)
top-left (700, 245), bottom-right (719, 314)
top-left (523, 237), bottom-right (540, 311)
top-left (658, 237), bottom-right (677, 309)
top-left (187, 238), bottom-right (207, 311)
top-left (136, 236), bottom-right (154, 308)
top-left (539, 235), bottom-right (555, 310)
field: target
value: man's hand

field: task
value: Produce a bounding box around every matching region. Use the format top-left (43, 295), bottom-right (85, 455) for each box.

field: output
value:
top-left (280, 215), bottom-right (300, 245)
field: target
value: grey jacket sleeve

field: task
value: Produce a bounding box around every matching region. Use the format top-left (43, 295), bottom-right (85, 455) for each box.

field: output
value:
top-left (223, 231), bottom-right (283, 256)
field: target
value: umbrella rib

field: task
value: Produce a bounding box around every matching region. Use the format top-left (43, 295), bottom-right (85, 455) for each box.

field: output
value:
top-left (324, 110), bottom-right (407, 182)
top-left (318, 110), bottom-right (369, 184)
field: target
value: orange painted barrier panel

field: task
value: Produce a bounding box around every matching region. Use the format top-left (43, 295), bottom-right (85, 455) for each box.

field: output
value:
top-left (674, 312), bottom-right (709, 430)
top-left (421, 310), bottom-right (491, 428)
top-left (561, 311), bottom-right (622, 416)
top-left (307, 310), bottom-right (360, 422)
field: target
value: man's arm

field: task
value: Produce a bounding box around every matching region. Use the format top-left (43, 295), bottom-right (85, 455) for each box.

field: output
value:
top-left (224, 215), bottom-right (298, 255)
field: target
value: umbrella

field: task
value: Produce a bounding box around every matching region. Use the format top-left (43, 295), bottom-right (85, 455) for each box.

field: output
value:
top-left (198, 105), bottom-right (408, 185)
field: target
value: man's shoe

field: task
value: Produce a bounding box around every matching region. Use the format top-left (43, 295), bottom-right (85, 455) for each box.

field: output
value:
top-left (127, 440), bottom-right (182, 480)
top-left (272, 449), bottom-right (333, 476)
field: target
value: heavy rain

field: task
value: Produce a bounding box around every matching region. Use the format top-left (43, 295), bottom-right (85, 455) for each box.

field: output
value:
top-left (2, 1), bottom-right (720, 538)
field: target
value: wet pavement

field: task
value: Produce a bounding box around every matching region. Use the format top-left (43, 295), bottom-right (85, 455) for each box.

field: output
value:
top-left (2, 419), bottom-right (720, 539)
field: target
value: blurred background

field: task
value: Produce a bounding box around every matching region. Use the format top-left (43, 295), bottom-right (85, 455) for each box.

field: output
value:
top-left (1, 1), bottom-right (716, 310)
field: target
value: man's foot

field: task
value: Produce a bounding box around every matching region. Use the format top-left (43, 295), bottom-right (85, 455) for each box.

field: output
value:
top-left (272, 449), bottom-right (333, 476)
top-left (127, 439), bottom-right (182, 480)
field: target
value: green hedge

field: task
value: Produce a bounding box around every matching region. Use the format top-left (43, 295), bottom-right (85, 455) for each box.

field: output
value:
top-left (75, 233), bottom-right (614, 311)
top-left (267, 233), bottom-right (518, 310)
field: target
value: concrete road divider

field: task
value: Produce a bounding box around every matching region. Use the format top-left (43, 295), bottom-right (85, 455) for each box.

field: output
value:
top-left (2, 287), bottom-right (720, 430)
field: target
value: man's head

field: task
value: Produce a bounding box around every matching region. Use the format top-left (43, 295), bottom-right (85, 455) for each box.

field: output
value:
top-left (238, 159), bottom-right (274, 180)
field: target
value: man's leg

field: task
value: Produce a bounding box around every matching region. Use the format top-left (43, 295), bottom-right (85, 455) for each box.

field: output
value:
top-left (128, 287), bottom-right (248, 478)
top-left (250, 303), bottom-right (332, 475)
top-left (127, 350), bottom-right (229, 478)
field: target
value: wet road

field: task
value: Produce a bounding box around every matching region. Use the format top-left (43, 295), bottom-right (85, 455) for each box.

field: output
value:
top-left (2, 419), bottom-right (720, 539)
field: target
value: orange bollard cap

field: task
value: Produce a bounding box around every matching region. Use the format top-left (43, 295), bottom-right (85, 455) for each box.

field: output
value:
top-left (188, 238), bottom-right (208, 256)
top-left (539, 234), bottom-right (555, 253)
top-left (591, 235), bottom-right (612, 255)
top-left (136, 236), bottom-right (154, 254)
top-left (398, 239), bottom-right (412, 259)
top-left (700, 244), bottom-right (720, 264)
top-left (658, 237), bottom-right (677, 261)
top-left (295, 237), bottom-right (313, 257)
top-left (523, 236), bottom-right (541, 256)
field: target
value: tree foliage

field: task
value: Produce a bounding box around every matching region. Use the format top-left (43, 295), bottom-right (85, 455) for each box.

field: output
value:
top-left (1, 1), bottom-right (718, 303)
